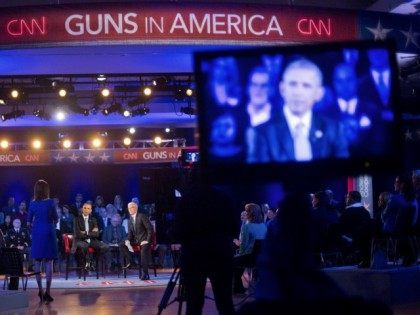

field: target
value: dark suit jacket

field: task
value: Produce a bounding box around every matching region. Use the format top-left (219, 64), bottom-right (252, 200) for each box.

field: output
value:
top-left (248, 110), bottom-right (349, 163)
top-left (339, 205), bottom-right (371, 242)
top-left (102, 224), bottom-right (127, 245)
top-left (127, 212), bottom-right (153, 244)
top-left (74, 215), bottom-right (100, 241)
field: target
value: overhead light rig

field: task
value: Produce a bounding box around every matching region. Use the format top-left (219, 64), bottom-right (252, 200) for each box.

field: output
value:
top-left (0, 73), bottom-right (196, 121)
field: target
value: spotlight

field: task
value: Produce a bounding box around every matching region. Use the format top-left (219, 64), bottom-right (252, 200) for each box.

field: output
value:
top-left (154, 136), bottom-right (162, 145)
top-left (62, 139), bottom-right (72, 149)
top-left (0, 99), bottom-right (5, 105)
top-left (32, 139), bottom-right (42, 149)
top-left (165, 127), bottom-right (171, 133)
top-left (131, 106), bottom-right (150, 117)
top-left (123, 137), bottom-right (132, 146)
top-left (123, 109), bottom-right (131, 117)
top-left (180, 106), bottom-right (196, 115)
top-left (92, 138), bottom-right (102, 148)
top-left (186, 88), bottom-right (193, 96)
top-left (0, 140), bottom-right (9, 149)
top-left (1, 109), bottom-right (25, 121)
top-left (10, 89), bottom-right (19, 99)
top-left (99, 131), bottom-right (108, 137)
top-left (97, 74), bottom-right (107, 82)
top-left (143, 87), bottom-right (152, 96)
top-left (101, 88), bottom-right (111, 97)
top-left (102, 102), bottom-right (122, 115)
top-left (58, 88), bottom-right (67, 97)
top-left (55, 110), bottom-right (66, 121)
top-left (128, 127), bottom-right (136, 134)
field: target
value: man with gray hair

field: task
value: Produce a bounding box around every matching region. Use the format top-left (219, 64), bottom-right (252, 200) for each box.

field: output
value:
top-left (247, 58), bottom-right (349, 163)
top-left (125, 201), bottom-right (153, 280)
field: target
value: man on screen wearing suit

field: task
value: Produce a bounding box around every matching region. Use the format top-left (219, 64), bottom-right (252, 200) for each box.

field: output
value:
top-left (125, 201), bottom-right (153, 280)
top-left (247, 58), bottom-right (349, 163)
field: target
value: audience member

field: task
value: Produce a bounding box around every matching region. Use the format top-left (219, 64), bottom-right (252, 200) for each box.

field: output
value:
top-left (239, 191), bottom-right (391, 315)
top-left (11, 201), bottom-right (28, 227)
top-left (5, 218), bottom-right (31, 262)
top-left (0, 214), bottom-right (12, 235)
top-left (2, 196), bottom-right (17, 217)
top-left (233, 203), bottom-right (267, 294)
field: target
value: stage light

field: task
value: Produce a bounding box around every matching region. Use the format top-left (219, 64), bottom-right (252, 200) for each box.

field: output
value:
top-left (143, 87), bottom-right (152, 96)
top-left (32, 139), bottom-right (42, 149)
top-left (62, 139), bottom-right (72, 149)
top-left (0, 99), bottom-right (5, 105)
top-left (58, 88), bottom-right (67, 97)
top-left (97, 74), bottom-right (107, 82)
top-left (0, 140), bottom-right (9, 149)
top-left (10, 89), bottom-right (19, 99)
top-left (128, 127), bottom-right (136, 134)
top-left (92, 138), bottom-right (102, 148)
top-left (152, 77), bottom-right (168, 87)
top-left (55, 110), bottom-right (66, 121)
top-left (102, 102), bottom-right (122, 115)
top-left (99, 131), bottom-right (108, 137)
top-left (33, 109), bottom-right (51, 120)
top-left (101, 88), bottom-right (111, 97)
top-left (123, 137), bottom-right (132, 146)
top-left (1, 109), bottom-right (25, 121)
top-left (186, 88), bottom-right (193, 96)
top-left (165, 128), bottom-right (171, 133)
top-left (154, 136), bottom-right (162, 145)
top-left (123, 109), bottom-right (131, 117)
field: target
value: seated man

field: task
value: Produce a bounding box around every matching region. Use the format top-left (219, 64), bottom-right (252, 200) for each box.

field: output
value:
top-left (102, 214), bottom-right (132, 270)
top-left (125, 202), bottom-right (153, 280)
top-left (74, 203), bottom-right (109, 269)
top-left (5, 218), bottom-right (31, 264)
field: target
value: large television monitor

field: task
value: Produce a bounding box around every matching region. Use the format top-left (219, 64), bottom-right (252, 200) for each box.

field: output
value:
top-left (195, 40), bottom-right (402, 182)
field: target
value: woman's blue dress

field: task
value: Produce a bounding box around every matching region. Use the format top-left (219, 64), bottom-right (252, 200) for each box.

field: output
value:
top-left (28, 199), bottom-right (58, 260)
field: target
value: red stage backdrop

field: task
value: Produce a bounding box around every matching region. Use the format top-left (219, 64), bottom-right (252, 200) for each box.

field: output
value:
top-left (0, 147), bottom-right (187, 166)
top-left (0, 3), bottom-right (357, 47)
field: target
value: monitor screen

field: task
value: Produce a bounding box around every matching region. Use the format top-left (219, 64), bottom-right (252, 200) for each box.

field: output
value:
top-left (181, 148), bottom-right (200, 167)
top-left (195, 41), bottom-right (402, 181)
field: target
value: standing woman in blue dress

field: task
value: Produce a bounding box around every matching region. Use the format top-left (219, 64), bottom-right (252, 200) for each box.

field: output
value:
top-left (27, 180), bottom-right (58, 303)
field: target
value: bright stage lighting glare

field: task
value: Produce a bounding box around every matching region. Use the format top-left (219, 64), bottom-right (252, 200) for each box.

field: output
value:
top-left (92, 138), bottom-right (102, 148)
top-left (165, 128), bottom-right (171, 133)
top-left (62, 139), bottom-right (72, 149)
top-left (143, 87), bottom-right (152, 96)
top-left (123, 137), bottom-right (132, 146)
top-left (123, 110), bottom-right (131, 117)
top-left (0, 140), bottom-right (9, 149)
top-left (58, 89), bottom-right (67, 97)
top-left (128, 127), bottom-right (136, 134)
top-left (97, 74), bottom-right (107, 82)
top-left (186, 88), bottom-right (193, 96)
top-left (55, 111), bottom-right (66, 121)
top-left (101, 88), bottom-right (111, 97)
top-left (10, 89), bottom-right (19, 99)
top-left (32, 140), bottom-right (42, 149)
top-left (154, 136), bottom-right (162, 145)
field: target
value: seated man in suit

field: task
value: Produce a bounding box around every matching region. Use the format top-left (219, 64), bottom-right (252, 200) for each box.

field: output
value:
top-left (247, 58), bottom-right (349, 163)
top-left (125, 201), bottom-right (153, 280)
top-left (74, 202), bottom-right (109, 268)
top-left (102, 214), bottom-right (132, 270)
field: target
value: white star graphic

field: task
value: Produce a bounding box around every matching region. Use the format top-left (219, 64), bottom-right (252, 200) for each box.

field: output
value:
top-left (400, 25), bottom-right (420, 49)
top-left (84, 152), bottom-right (95, 163)
top-left (69, 153), bottom-right (79, 163)
top-left (366, 20), bottom-right (393, 41)
top-left (405, 129), bottom-right (413, 140)
top-left (99, 152), bottom-right (110, 162)
top-left (53, 153), bottom-right (64, 162)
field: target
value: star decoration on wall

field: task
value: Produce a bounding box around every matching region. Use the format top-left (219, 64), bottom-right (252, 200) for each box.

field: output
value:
top-left (366, 20), bottom-right (393, 41)
top-left (99, 152), bottom-right (110, 162)
top-left (84, 152), bottom-right (95, 163)
top-left (69, 153), bottom-right (79, 162)
top-left (53, 153), bottom-right (64, 162)
top-left (400, 25), bottom-right (420, 49)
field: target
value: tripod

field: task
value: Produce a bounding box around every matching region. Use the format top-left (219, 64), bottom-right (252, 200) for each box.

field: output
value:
top-left (157, 265), bottom-right (185, 315)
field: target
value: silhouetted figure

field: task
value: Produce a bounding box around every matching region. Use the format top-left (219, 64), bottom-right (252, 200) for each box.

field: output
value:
top-left (238, 191), bottom-right (391, 315)
top-left (174, 167), bottom-right (237, 315)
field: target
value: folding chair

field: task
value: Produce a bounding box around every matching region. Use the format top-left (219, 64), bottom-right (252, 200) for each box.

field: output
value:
top-left (1, 247), bottom-right (40, 290)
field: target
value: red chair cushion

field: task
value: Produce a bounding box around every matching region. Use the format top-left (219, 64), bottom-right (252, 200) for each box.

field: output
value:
top-left (131, 244), bottom-right (141, 252)
top-left (88, 247), bottom-right (96, 254)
